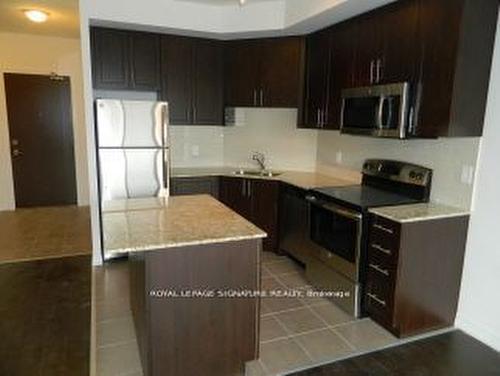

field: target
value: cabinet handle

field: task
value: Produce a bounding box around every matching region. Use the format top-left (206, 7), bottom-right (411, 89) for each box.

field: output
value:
top-left (260, 89), bottom-right (264, 107)
top-left (370, 60), bottom-right (375, 84)
top-left (373, 223), bottom-right (394, 234)
top-left (242, 179), bottom-right (246, 197)
top-left (192, 105), bottom-right (196, 123)
top-left (253, 89), bottom-right (257, 106)
top-left (367, 292), bottom-right (387, 307)
top-left (247, 180), bottom-right (252, 197)
top-left (376, 58), bottom-right (383, 83)
top-left (369, 263), bottom-right (389, 276)
top-left (371, 243), bottom-right (392, 256)
top-left (317, 109), bottom-right (321, 127)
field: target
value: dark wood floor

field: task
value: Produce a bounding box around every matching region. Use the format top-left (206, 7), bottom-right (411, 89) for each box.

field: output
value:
top-left (290, 330), bottom-right (500, 376)
top-left (0, 255), bottom-right (91, 376)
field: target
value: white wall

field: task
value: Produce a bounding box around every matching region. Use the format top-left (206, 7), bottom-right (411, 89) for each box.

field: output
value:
top-left (456, 15), bottom-right (500, 351)
top-left (0, 32), bottom-right (89, 210)
top-left (316, 132), bottom-right (480, 210)
top-left (223, 109), bottom-right (318, 171)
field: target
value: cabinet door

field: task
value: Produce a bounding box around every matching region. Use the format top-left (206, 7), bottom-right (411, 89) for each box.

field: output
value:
top-left (91, 28), bottom-right (130, 90)
top-left (302, 29), bottom-right (331, 128)
top-left (413, 0), bottom-right (463, 137)
top-left (377, 0), bottom-right (419, 85)
top-left (326, 22), bottom-right (355, 129)
top-left (250, 180), bottom-right (280, 252)
top-left (192, 39), bottom-right (224, 125)
top-left (130, 32), bottom-right (161, 90)
top-left (160, 36), bottom-right (194, 125)
top-left (353, 14), bottom-right (382, 87)
top-left (219, 177), bottom-right (252, 220)
top-left (224, 41), bottom-right (261, 107)
top-left (259, 38), bottom-right (303, 108)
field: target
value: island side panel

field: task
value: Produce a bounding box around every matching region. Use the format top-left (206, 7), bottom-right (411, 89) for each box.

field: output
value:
top-left (138, 239), bottom-right (261, 376)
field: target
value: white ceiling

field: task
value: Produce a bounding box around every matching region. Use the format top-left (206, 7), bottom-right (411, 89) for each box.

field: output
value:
top-left (0, 0), bottom-right (80, 38)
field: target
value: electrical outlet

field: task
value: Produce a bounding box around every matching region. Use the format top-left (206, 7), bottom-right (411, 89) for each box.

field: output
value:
top-left (191, 145), bottom-right (200, 157)
top-left (336, 151), bottom-right (343, 164)
top-left (460, 165), bottom-right (475, 185)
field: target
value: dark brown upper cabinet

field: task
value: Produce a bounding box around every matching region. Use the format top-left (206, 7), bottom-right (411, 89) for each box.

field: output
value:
top-left (353, 0), bottom-right (418, 87)
top-left (91, 28), bottom-right (130, 90)
top-left (224, 37), bottom-right (303, 108)
top-left (160, 36), bottom-right (224, 125)
top-left (91, 28), bottom-right (160, 91)
top-left (300, 29), bottom-right (331, 129)
top-left (411, 0), bottom-right (498, 138)
top-left (326, 22), bottom-right (356, 129)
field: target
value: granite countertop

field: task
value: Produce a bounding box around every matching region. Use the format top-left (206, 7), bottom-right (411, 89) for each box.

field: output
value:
top-left (102, 195), bottom-right (266, 256)
top-left (369, 203), bottom-right (470, 223)
top-left (171, 166), bottom-right (360, 190)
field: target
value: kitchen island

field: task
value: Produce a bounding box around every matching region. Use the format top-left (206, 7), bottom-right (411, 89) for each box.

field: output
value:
top-left (101, 195), bottom-right (266, 376)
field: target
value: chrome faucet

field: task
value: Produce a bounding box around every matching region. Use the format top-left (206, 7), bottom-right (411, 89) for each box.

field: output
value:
top-left (252, 152), bottom-right (266, 171)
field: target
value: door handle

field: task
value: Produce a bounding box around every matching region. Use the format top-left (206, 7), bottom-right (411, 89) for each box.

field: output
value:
top-left (260, 89), bottom-right (264, 107)
top-left (12, 149), bottom-right (24, 157)
top-left (253, 89), bottom-right (258, 106)
top-left (376, 58), bottom-right (383, 83)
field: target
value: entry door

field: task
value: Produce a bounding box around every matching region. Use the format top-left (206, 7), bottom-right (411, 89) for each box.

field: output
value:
top-left (4, 73), bottom-right (77, 207)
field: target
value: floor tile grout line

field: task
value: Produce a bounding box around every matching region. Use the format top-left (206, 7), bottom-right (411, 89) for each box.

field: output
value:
top-left (261, 299), bottom-right (335, 317)
top-left (330, 327), bottom-right (357, 351)
top-left (270, 312), bottom-right (315, 363)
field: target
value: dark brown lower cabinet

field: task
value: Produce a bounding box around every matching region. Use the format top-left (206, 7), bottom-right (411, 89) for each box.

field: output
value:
top-left (219, 177), bottom-right (279, 252)
top-left (130, 239), bottom-right (261, 376)
top-left (364, 214), bottom-right (470, 337)
top-left (171, 177), bottom-right (219, 198)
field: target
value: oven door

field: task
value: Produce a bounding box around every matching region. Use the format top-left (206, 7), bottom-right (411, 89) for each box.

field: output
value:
top-left (307, 197), bottom-right (363, 281)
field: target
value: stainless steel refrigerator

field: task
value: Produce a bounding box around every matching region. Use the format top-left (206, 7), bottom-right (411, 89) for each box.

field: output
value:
top-left (95, 99), bottom-right (170, 202)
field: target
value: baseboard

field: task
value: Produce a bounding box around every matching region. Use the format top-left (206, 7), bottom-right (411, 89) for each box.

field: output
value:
top-left (456, 315), bottom-right (500, 352)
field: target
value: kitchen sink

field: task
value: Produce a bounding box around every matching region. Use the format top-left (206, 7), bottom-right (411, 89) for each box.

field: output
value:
top-left (233, 169), bottom-right (283, 178)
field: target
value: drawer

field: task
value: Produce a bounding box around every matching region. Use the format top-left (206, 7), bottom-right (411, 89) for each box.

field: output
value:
top-left (364, 269), bottom-right (395, 323)
top-left (370, 215), bottom-right (401, 242)
top-left (368, 241), bottom-right (399, 269)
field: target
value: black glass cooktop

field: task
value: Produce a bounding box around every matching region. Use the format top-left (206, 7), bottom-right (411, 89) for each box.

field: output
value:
top-left (312, 185), bottom-right (423, 211)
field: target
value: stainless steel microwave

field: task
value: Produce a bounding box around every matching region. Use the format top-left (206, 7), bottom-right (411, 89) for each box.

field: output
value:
top-left (340, 82), bottom-right (410, 139)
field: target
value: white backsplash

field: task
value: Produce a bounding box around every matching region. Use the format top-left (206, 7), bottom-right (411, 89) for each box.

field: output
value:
top-left (316, 131), bottom-right (481, 209)
top-left (169, 110), bottom-right (480, 210)
top-left (169, 126), bottom-right (225, 167)
top-left (223, 108), bottom-right (318, 171)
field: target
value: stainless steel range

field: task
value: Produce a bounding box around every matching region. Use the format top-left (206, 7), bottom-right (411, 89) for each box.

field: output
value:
top-left (305, 160), bottom-right (432, 317)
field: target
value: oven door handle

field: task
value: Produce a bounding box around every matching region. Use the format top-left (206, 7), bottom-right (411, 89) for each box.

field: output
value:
top-left (306, 196), bottom-right (362, 222)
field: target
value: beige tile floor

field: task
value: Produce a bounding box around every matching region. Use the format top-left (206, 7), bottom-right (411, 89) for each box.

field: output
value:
top-left (94, 253), bottom-right (401, 376)
top-left (0, 205), bottom-right (92, 264)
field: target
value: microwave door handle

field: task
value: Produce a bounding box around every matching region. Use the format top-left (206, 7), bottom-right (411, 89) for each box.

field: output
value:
top-left (377, 96), bottom-right (387, 129)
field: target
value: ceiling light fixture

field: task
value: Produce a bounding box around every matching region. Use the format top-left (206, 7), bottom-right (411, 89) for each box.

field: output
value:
top-left (239, 0), bottom-right (247, 6)
top-left (24, 9), bottom-right (49, 23)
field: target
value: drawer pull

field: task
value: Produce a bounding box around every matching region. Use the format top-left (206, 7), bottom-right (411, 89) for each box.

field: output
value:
top-left (369, 263), bottom-right (389, 276)
top-left (367, 292), bottom-right (387, 307)
top-left (372, 243), bottom-right (392, 256)
top-left (373, 223), bottom-right (394, 234)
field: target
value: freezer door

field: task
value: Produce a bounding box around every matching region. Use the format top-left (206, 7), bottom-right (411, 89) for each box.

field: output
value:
top-left (99, 149), bottom-right (168, 201)
top-left (96, 99), bottom-right (168, 148)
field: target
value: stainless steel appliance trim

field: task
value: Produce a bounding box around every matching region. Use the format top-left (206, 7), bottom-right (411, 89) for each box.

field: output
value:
top-left (369, 263), bottom-right (390, 277)
top-left (373, 223), bottom-right (394, 234)
top-left (340, 82), bottom-right (409, 139)
top-left (372, 243), bottom-right (392, 256)
top-left (307, 195), bottom-right (363, 281)
top-left (367, 292), bottom-right (387, 307)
